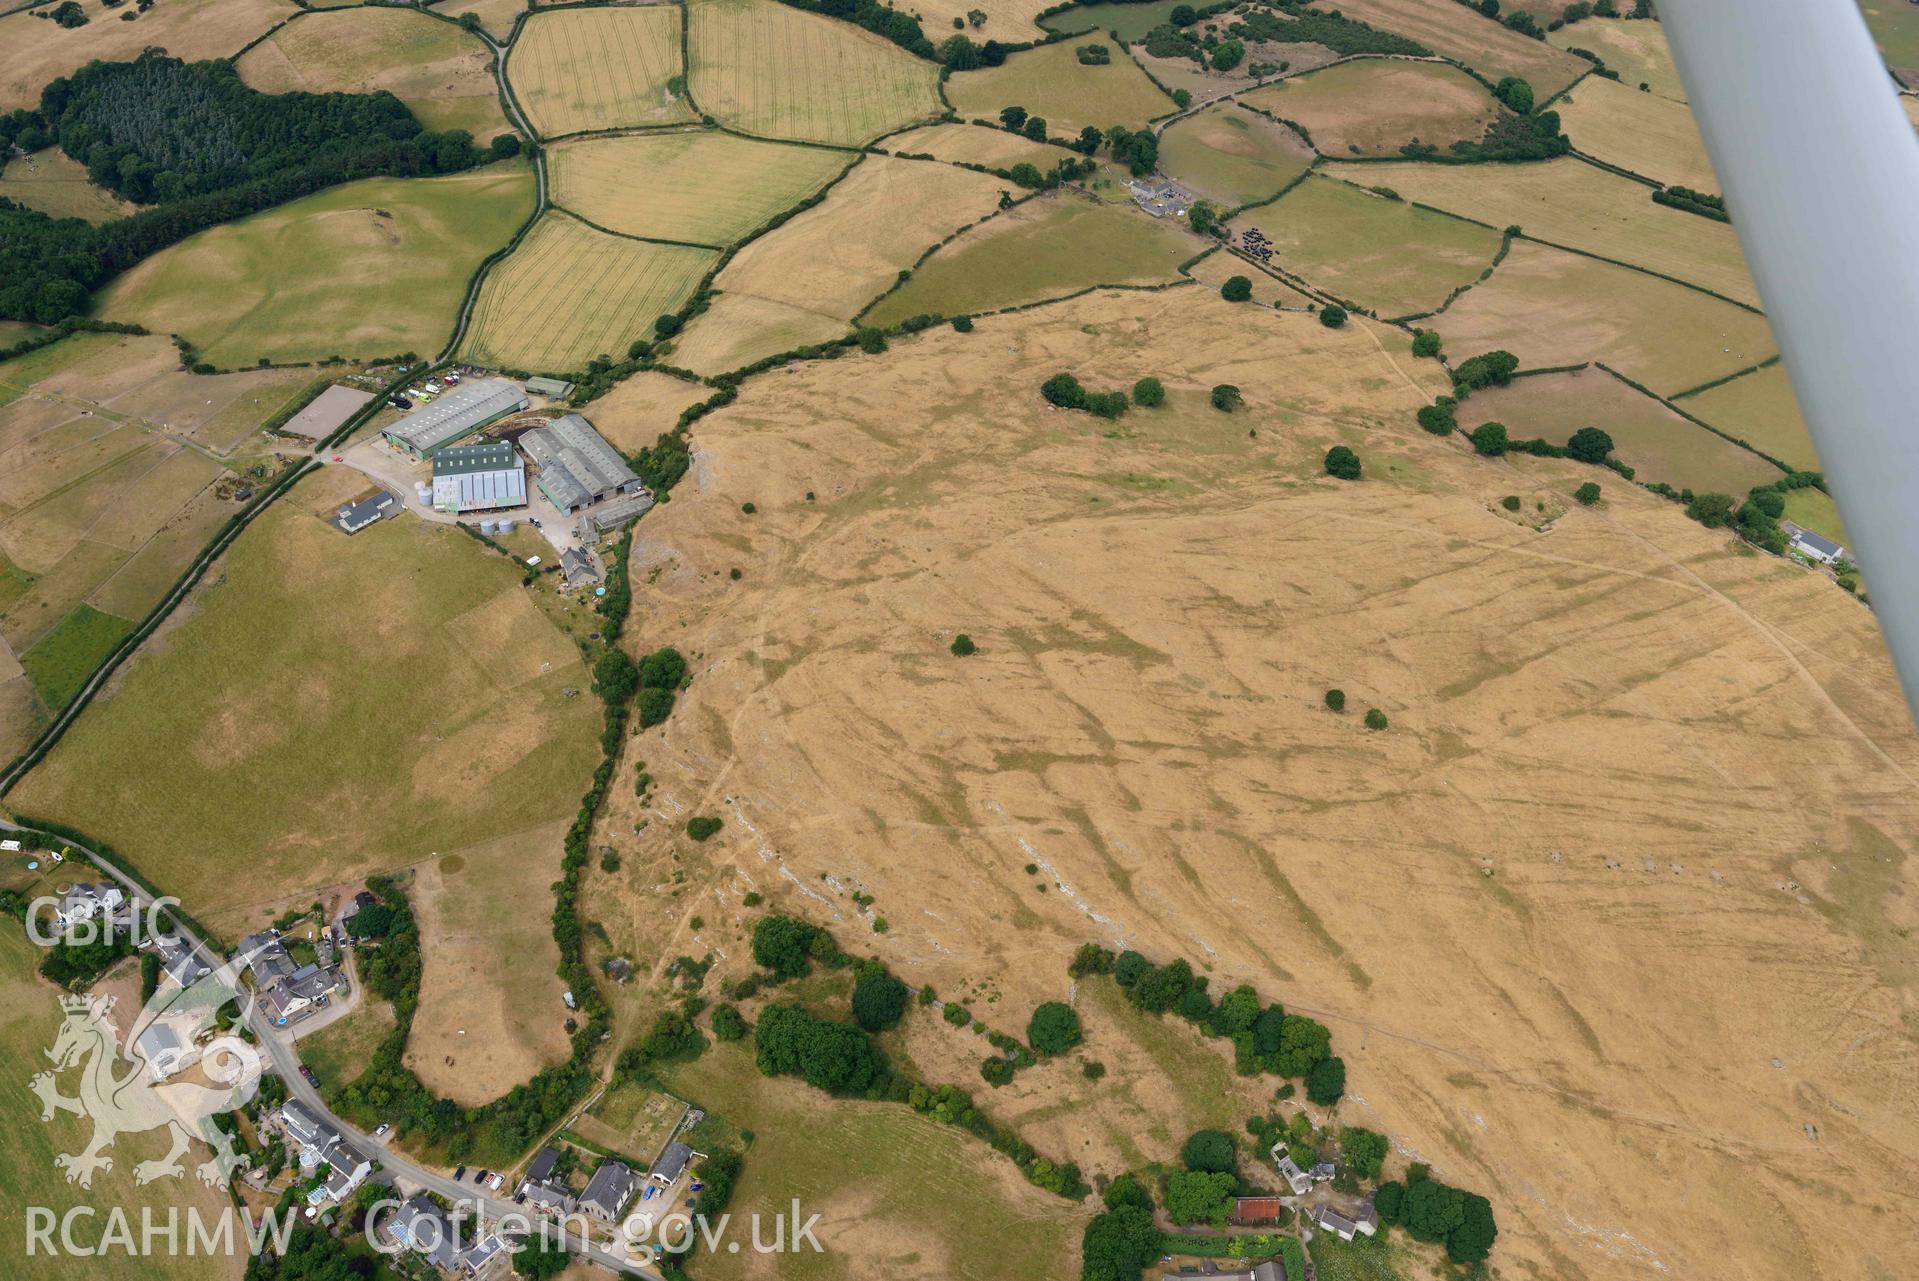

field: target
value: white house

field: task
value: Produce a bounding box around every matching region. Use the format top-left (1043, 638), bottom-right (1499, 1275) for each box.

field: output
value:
top-left (1273, 1147), bottom-right (1314, 1196)
top-left (133, 1021), bottom-right (191, 1081)
top-left (54, 883), bottom-right (125, 931)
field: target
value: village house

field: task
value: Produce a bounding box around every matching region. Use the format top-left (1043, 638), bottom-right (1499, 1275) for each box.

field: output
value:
top-left (384, 1196), bottom-right (462, 1272)
top-left (1162, 1262), bottom-right (1284, 1281)
top-left (133, 1020), bottom-right (192, 1081)
top-left (281, 1099), bottom-right (343, 1167)
top-left (579, 1159), bottom-right (639, 1223)
top-left (146, 931), bottom-right (211, 988)
top-left (53, 882), bottom-right (126, 932)
top-left (1311, 1200), bottom-right (1379, 1242)
top-left (647, 1141), bottom-right (701, 1188)
top-left (519, 1146), bottom-right (578, 1215)
top-left (317, 1139), bottom-right (373, 1204)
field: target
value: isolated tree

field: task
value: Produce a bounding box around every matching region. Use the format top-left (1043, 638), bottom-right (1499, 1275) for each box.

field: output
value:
top-left (686, 816), bottom-right (722, 841)
top-left (637, 686), bottom-right (675, 727)
top-left (711, 1004), bottom-right (748, 1042)
top-left (1319, 304), bottom-right (1348, 328)
top-left (1211, 38), bottom-right (1245, 71)
top-left (1566, 426), bottom-right (1615, 462)
top-left (1077, 125), bottom-right (1104, 154)
top-left (1748, 487), bottom-right (1786, 518)
top-left (1501, 495), bottom-right (1522, 511)
top-left (751, 914), bottom-right (821, 979)
top-left (1170, 3), bottom-right (1199, 25)
top-left (592, 650), bottom-right (639, 703)
top-left (1181, 1129), bottom-right (1237, 1173)
top-left (1339, 1126), bottom-right (1390, 1179)
top-left (1574, 482), bottom-right (1602, 505)
top-left (1494, 76), bottom-right (1535, 113)
top-left (968, 7), bottom-right (987, 27)
top-left (852, 969), bottom-right (909, 1031)
top-left (1023, 115), bottom-right (1049, 142)
top-left (980, 1056), bottom-right (1014, 1087)
top-left (1411, 329), bottom-right (1442, 358)
top-left (1364, 708), bottom-right (1388, 731)
top-left (1103, 1171), bottom-right (1153, 1211)
top-left (1210, 383), bottom-right (1242, 412)
top-left (1221, 275), bottom-right (1253, 302)
top-left (1042, 372), bottom-right (1088, 408)
top-left (1417, 399), bottom-right (1457, 435)
top-left (1452, 349), bottom-right (1520, 391)
top-left (1324, 689), bottom-right (1345, 712)
top-left (1132, 376), bottom-right (1166, 407)
top-left (1028, 1001), bottom-right (1083, 1055)
top-left (939, 34), bottom-right (983, 69)
top-left (639, 647), bottom-right (686, 689)
top-left (1324, 445), bottom-right (1362, 480)
top-left (1188, 200), bottom-right (1220, 236)
top-left (1469, 421), bottom-right (1510, 456)
top-left (654, 313), bottom-right (682, 338)
top-left (1081, 1204), bottom-right (1158, 1281)
top-left (999, 105), bottom-right (1028, 132)
top-left (950, 633), bottom-right (977, 656)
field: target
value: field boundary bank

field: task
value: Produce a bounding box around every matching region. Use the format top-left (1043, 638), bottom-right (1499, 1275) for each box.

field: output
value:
top-left (547, 204), bottom-right (728, 252)
top-left (1593, 361), bottom-right (1800, 479)
top-left (1668, 354), bottom-right (1782, 402)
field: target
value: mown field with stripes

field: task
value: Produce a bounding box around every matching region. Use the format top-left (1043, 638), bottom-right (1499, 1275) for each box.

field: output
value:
top-left (509, 6), bottom-right (694, 137)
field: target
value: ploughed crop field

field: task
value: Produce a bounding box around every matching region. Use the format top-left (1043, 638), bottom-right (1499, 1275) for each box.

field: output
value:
top-left (687, 0), bottom-right (943, 145)
top-left (8, 465), bottom-right (603, 921)
top-left (1556, 73), bottom-right (1719, 193)
top-left (236, 6), bottom-right (509, 140)
top-left (96, 163), bottom-right (536, 369)
top-left (863, 193), bottom-right (1199, 327)
top-left (945, 35), bottom-right (1173, 134)
top-left (1156, 103), bottom-right (1313, 208)
top-left (546, 130), bottom-right (849, 246)
top-left (0, 148), bottom-right (137, 224)
top-left (509, 5), bottom-right (694, 136)
top-left (464, 212), bottom-right (718, 373)
top-left (1427, 239), bottom-right (1776, 397)
top-left (1245, 174), bottom-right (1506, 318)
top-left (1324, 156), bottom-right (1761, 306)
top-left (1242, 58), bottom-right (1501, 157)
top-left (0, 0), bottom-right (295, 110)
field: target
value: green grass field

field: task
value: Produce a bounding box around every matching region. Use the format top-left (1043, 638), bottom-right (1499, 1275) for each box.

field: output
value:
top-left (1040, 0), bottom-right (1189, 39)
top-left (297, 998), bottom-right (396, 1087)
top-left (0, 928), bottom-right (245, 1281)
top-left (946, 36), bottom-right (1173, 134)
top-left (1157, 103), bottom-right (1313, 208)
top-left (509, 5), bottom-right (694, 136)
top-left (0, 148), bottom-right (136, 223)
top-left (9, 469), bottom-right (603, 922)
top-left (1783, 485), bottom-right (1850, 550)
top-left (1862, 0), bottom-right (1919, 80)
top-left (688, 0), bottom-right (942, 145)
top-left (547, 131), bottom-right (848, 245)
top-left (17, 603), bottom-right (134, 711)
top-left (464, 212), bottom-right (717, 372)
top-left (1680, 362), bottom-right (1823, 473)
top-left (655, 1040), bottom-right (1085, 1281)
top-left (1249, 175), bottom-right (1505, 318)
top-left (95, 163), bottom-right (536, 368)
top-left (864, 193), bottom-right (1199, 326)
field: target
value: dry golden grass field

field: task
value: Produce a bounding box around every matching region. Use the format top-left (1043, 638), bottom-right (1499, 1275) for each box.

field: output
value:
top-left (883, 122), bottom-right (1080, 171)
top-left (1455, 367), bottom-right (1786, 496)
top-left (403, 823), bottom-right (574, 1104)
top-left (296, 995), bottom-right (396, 1086)
top-left (1427, 239), bottom-right (1776, 396)
top-left (688, 0), bottom-right (942, 145)
top-left (582, 285), bottom-right (1919, 1281)
top-left (1306, 0), bottom-right (1587, 97)
top-left (1556, 73), bottom-right (1719, 192)
top-left (99, 163), bottom-right (536, 369)
top-left (465, 212), bottom-right (718, 373)
top-left (0, 148), bottom-right (137, 223)
top-left (669, 155), bottom-right (1008, 372)
top-left (912, 0), bottom-right (1052, 43)
top-left (945, 35), bottom-right (1173, 134)
top-left (862, 191), bottom-right (1200, 327)
top-left (431, 0), bottom-right (527, 40)
top-left (1325, 155), bottom-right (1762, 306)
top-left (1244, 58), bottom-right (1501, 157)
top-left (1548, 15), bottom-right (1687, 103)
top-left (586, 369), bottom-right (714, 454)
top-left (1156, 103), bottom-right (1313, 208)
top-left (237, 6), bottom-right (509, 140)
top-left (8, 464), bottom-right (604, 922)
top-left (509, 5), bottom-right (694, 136)
top-left (547, 130), bottom-right (849, 245)
top-left (1184, 246), bottom-right (1319, 308)
top-left (1679, 362), bottom-right (1824, 473)
top-left (1245, 175), bottom-right (1506, 317)
top-left (0, 0), bottom-right (295, 110)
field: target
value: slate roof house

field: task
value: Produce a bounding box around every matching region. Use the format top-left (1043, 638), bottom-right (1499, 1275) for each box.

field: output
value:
top-left (386, 1196), bottom-right (462, 1271)
top-left (647, 1141), bottom-right (701, 1187)
top-left (580, 1159), bottom-right (639, 1222)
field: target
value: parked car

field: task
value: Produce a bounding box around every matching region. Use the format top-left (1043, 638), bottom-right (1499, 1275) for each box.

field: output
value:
top-left (388, 396), bottom-right (411, 410)
top-left (474, 1170), bottom-right (490, 1185)
top-left (488, 1174), bottom-right (504, 1191)
top-left (299, 1066), bottom-right (318, 1084)
top-left (689, 1182), bottom-right (703, 1192)
top-left (374, 1123), bottom-right (390, 1138)
top-left (454, 1166), bottom-right (467, 1181)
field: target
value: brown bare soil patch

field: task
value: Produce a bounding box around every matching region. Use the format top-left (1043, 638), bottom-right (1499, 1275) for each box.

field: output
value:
top-left (582, 285), bottom-right (1919, 1281)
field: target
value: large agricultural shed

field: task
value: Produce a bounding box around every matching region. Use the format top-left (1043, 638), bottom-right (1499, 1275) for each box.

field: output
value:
top-left (520, 413), bottom-right (644, 512)
top-left (280, 384), bottom-right (375, 439)
top-left (431, 440), bottom-right (526, 514)
top-left (383, 378), bottom-right (528, 457)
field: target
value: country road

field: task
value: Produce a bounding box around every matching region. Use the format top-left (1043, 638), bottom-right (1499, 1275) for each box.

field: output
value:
top-left (0, 817), bottom-right (659, 1279)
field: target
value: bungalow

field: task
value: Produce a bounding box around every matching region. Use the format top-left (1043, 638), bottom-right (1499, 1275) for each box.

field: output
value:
top-left (579, 1159), bottom-right (639, 1223)
top-left (1784, 521), bottom-right (1847, 565)
top-left (522, 1182), bottom-right (577, 1217)
top-left (1162, 1263), bottom-right (1284, 1281)
top-left (133, 1021), bottom-right (191, 1081)
top-left (148, 932), bottom-right (211, 988)
top-left (457, 1232), bottom-right (510, 1278)
top-left (1311, 1201), bottom-right (1378, 1242)
top-left (647, 1141), bottom-right (701, 1187)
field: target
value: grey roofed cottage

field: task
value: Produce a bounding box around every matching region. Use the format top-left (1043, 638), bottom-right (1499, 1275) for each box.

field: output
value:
top-left (1162, 1262), bottom-right (1283, 1281)
top-left (520, 413), bottom-right (643, 512)
top-left (384, 378), bottom-right (528, 458)
top-left (522, 1182), bottom-right (577, 1215)
top-left (387, 1195), bottom-right (462, 1270)
top-left (133, 1022), bottom-right (188, 1080)
top-left (523, 1146), bottom-right (561, 1187)
top-left (431, 440), bottom-right (526, 514)
top-left (281, 1099), bottom-right (340, 1158)
top-left (1272, 1147), bottom-right (1313, 1196)
top-left (580, 1159), bottom-right (639, 1222)
top-left (559, 547), bottom-right (600, 588)
top-left (647, 1141), bottom-right (700, 1186)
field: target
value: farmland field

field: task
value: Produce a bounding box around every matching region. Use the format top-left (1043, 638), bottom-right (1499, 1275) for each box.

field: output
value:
top-left (1557, 74), bottom-right (1719, 191)
top-left (586, 369), bottom-right (713, 454)
top-left (1156, 103), bottom-right (1313, 208)
top-left (655, 1041), bottom-right (1085, 1281)
top-left (1547, 15), bottom-right (1686, 103)
top-left (670, 155), bottom-right (1008, 373)
top-left (1041, 0), bottom-right (1192, 39)
top-left (1323, 156), bottom-right (1761, 306)
top-left (97, 163), bottom-right (536, 368)
top-left (296, 997), bottom-right (397, 1086)
top-left (862, 192), bottom-right (1200, 328)
top-left (547, 131), bottom-right (849, 245)
top-left (1456, 367), bottom-right (1785, 496)
top-left (1243, 59), bottom-right (1501, 157)
top-left (236, 6), bottom-right (509, 139)
top-left (1243, 175), bottom-right (1506, 318)
top-left (8, 464), bottom-right (604, 921)
top-left (1862, 0), bottom-right (1919, 85)
top-left (403, 822), bottom-right (573, 1104)
top-left (1783, 484), bottom-right (1851, 550)
top-left (1427, 239), bottom-right (1775, 396)
top-left (1184, 246), bottom-right (1319, 308)
top-left (945, 36), bottom-right (1173, 134)
top-left (0, 0), bottom-right (295, 110)
top-left (688, 0), bottom-right (942, 145)
top-left (1680, 362), bottom-right (1823, 472)
top-left (0, 149), bottom-right (137, 223)
top-left (464, 212), bottom-right (717, 373)
top-left (0, 929), bottom-right (247, 1281)
top-left (912, 0), bottom-right (1054, 43)
top-left (1301, 0), bottom-right (1588, 98)
top-left (509, 5), bottom-right (694, 137)
top-left (885, 122), bottom-right (1081, 171)
top-left (431, 0), bottom-right (527, 40)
